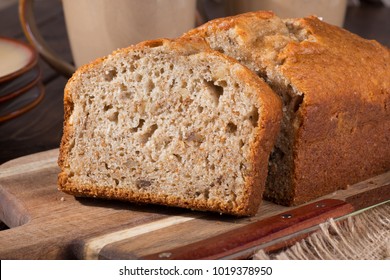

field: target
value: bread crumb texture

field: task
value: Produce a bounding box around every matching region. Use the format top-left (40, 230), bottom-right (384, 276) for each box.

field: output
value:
top-left (58, 38), bottom-right (281, 216)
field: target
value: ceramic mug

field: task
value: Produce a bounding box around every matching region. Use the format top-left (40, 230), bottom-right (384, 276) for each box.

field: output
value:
top-left (19, 0), bottom-right (198, 77)
top-left (226, 0), bottom-right (348, 27)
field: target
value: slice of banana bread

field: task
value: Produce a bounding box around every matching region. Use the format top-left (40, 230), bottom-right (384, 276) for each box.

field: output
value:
top-left (184, 11), bottom-right (390, 206)
top-left (58, 37), bottom-right (282, 216)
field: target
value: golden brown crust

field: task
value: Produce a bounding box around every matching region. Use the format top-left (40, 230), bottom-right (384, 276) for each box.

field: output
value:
top-left (185, 11), bottom-right (276, 36)
top-left (58, 37), bottom-right (282, 216)
top-left (279, 16), bottom-right (390, 205)
top-left (58, 183), bottom-right (244, 215)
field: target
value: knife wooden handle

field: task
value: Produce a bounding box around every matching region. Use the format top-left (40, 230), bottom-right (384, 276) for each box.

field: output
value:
top-left (140, 199), bottom-right (354, 260)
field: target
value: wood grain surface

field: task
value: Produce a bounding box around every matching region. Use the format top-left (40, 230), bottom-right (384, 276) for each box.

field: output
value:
top-left (0, 149), bottom-right (389, 260)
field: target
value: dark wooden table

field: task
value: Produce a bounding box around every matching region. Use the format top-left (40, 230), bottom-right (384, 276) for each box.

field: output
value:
top-left (0, 1), bottom-right (389, 165)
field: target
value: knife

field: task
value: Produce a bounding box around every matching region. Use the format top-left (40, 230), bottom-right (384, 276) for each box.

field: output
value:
top-left (138, 183), bottom-right (390, 260)
top-left (226, 199), bottom-right (389, 260)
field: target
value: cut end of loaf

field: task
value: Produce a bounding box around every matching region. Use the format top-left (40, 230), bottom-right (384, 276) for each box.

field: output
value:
top-left (58, 38), bottom-right (281, 216)
top-left (185, 12), bottom-right (311, 205)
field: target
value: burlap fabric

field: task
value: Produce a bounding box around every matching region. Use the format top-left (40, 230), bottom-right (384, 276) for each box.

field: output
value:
top-left (254, 202), bottom-right (390, 260)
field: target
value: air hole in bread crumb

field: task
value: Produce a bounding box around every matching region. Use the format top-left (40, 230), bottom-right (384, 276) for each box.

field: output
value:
top-left (204, 189), bottom-right (210, 199)
top-left (146, 79), bottom-right (155, 93)
top-left (87, 95), bottom-right (94, 105)
top-left (206, 81), bottom-right (224, 105)
top-left (136, 179), bottom-right (152, 189)
top-left (173, 154), bottom-right (182, 163)
top-left (131, 118), bottom-right (145, 132)
top-left (169, 78), bottom-right (176, 89)
top-left (128, 64), bottom-right (135, 72)
top-left (140, 124), bottom-right (158, 143)
top-left (226, 122), bottom-right (237, 133)
top-left (120, 83), bottom-right (128, 92)
top-left (218, 80), bottom-right (227, 87)
top-left (239, 139), bottom-right (245, 148)
top-left (135, 74), bottom-right (142, 82)
top-left (119, 62), bottom-right (126, 73)
top-left (248, 106), bottom-right (259, 127)
top-left (108, 111), bottom-right (119, 123)
top-left (108, 112), bottom-right (119, 123)
top-left (104, 69), bottom-right (117, 81)
top-left (197, 106), bottom-right (204, 113)
top-left (215, 47), bottom-right (225, 54)
top-left (114, 179), bottom-right (119, 186)
top-left (103, 104), bottom-right (113, 112)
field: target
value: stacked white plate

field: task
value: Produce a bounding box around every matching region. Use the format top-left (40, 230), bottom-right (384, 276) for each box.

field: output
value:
top-left (0, 37), bottom-right (44, 123)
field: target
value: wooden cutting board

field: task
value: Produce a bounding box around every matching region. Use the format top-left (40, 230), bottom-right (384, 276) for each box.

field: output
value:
top-left (0, 149), bottom-right (389, 260)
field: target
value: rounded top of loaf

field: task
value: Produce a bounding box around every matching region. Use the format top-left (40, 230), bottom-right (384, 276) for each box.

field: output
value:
top-left (184, 11), bottom-right (390, 101)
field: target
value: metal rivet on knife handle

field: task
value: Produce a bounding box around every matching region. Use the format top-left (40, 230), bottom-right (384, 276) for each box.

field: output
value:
top-left (281, 214), bottom-right (292, 219)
